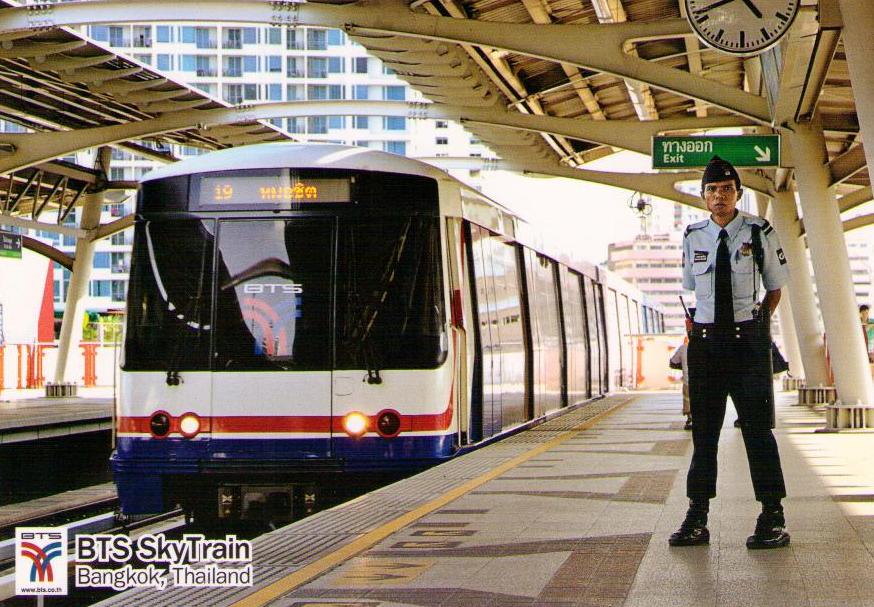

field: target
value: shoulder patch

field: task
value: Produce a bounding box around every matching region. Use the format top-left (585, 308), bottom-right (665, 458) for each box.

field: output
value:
top-left (776, 248), bottom-right (786, 264)
top-left (684, 219), bottom-right (707, 237)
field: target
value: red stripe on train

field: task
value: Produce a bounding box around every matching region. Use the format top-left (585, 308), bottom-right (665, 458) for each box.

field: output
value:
top-left (117, 401), bottom-right (453, 435)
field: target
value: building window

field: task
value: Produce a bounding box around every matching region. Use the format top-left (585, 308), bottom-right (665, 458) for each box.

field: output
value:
top-left (181, 55), bottom-right (197, 72)
top-left (93, 252), bottom-right (111, 269)
top-left (287, 29), bottom-right (303, 50)
top-left (89, 280), bottom-right (111, 298)
top-left (436, 120), bottom-right (448, 129)
top-left (383, 117), bottom-right (405, 131)
top-left (90, 26), bottom-right (108, 42)
top-left (134, 54), bottom-right (151, 65)
top-left (287, 57), bottom-right (303, 78)
top-left (243, 84), bottom-right (258, 101)
top-left (108, 26), bottom-right (127, 47)
top-left (327, 29), bottom-right (345, 45)
top-left (267, 84), bottom-right (282, 101)
top-left (385, 141), bottom-right (406, 155)
top-left (242, 55), bottom-right (258, 73)
top-left (354, 116), bottom-right (369, 129)
top-left (328, 85), bottom-right (343, 100)
top-left (111, 280), bottom-right (127, 302)
top-left (327, 57), bottom-right (344, 73)
top-left (267, 55), bottom-right (282, 73)
top-left (286, 84), bottom-right (304, 101)
top-left (224, 28), bottom-right (242, 49)
top-left (383, 86), bottom-right (405, 101)
top-left (307, 29), bottom-right (327, 50)
top-left (308, 116), bottom-right (328, 134)
top-left (223, 56), bottom-right (242, 77)
top-left (353, 57), bottom-right (368, 74)
top-left (436, 137), bottom-right (448, 145)
top-left (353, 85), bottom-right (369, 100)
top-left (224, 84), bottom-right (243, 105)
top-left (328, 116), bottom-right (345, 129)
top-left (181, 26), bottom-right (195, 43)
top-left (195, 27), bottom-right (216, 49)
top-left (307, 57), bottom-right (327, 78)
top-left (242, 27), bottom-right (258, 44)
top-left (267, 27), bottom-right (282, 45)
top-left (307, 85), bottom-right (328, 100)
top-left (156, 25), bottom-right (172, 43)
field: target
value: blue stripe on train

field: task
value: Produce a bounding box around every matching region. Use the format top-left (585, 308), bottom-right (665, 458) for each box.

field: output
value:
top-left (112, 434), bottom-right (457, 514)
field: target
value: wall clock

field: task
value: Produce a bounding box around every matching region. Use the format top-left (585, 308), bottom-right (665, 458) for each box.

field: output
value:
top-left (684, 0), bottom-right (800, 56)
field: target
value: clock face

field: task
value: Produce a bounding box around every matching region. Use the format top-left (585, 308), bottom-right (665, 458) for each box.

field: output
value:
top-left (685, 0), bottom-right (800, 55)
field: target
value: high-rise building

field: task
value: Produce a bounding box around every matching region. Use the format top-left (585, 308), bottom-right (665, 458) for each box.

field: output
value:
top-left (607, 233), bottom-right (687, 333)
top-left (44, 21), bottom-right (488, 322)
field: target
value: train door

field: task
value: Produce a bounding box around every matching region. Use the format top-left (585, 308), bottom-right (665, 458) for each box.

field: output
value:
top-left (211, 218), bottom-right (335, 458)
top-left (582, 277), bottom-right (599, 396)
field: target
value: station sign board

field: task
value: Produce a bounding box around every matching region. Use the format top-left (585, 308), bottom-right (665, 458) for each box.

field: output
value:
top-left (0, 230), bottom-right (21, 259)
top-left (652, 135), bottom-right (780, 169)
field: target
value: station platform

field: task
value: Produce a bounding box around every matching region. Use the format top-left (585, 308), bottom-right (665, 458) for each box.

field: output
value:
top-left (96, 389), bottom-right (874, 607)
top-left (0, 387), bottom-right (113, 444)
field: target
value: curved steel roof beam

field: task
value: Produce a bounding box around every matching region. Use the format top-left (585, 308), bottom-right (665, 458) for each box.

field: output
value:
top-left (0, 0), bottom-right (771, 123)
top-left (89, 78), bottom-right (168, 95)
top-left (0, 40), bottom-right (86, 58)
top-left (30, 53), bottom-right (117, 72)
top-left (0, 99), bottom-right (758, 175)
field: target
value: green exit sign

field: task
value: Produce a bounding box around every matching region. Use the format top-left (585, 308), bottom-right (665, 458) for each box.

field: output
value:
top-left (652, 135), bottom-right (780, 169)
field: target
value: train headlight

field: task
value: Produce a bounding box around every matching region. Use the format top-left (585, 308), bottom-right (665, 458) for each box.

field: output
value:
top-left (179, 413), bottom-right (201, 438)
top-left (376, 409), bottom-right (402, 438)
top-left (342, 412), bottom-right (368, 437)
top-left (149, 411), bottom-right (171, 438)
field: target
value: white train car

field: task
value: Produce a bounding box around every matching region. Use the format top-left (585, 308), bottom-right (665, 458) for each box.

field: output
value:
top-left (112, 143), bottom-right (663, 523)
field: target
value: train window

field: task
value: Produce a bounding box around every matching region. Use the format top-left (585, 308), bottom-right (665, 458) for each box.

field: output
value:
top-left (335, 216), bottom-right (446, 370)
top-left (581, 277), bottom-right (600, 396)
top-left (213, 219), bottom-right (333, 370)
top-left (525, 250), bottom-right (562, 416)
top-left (560, 267), bottom-right (589, 404)
top-left (123, 219), bottom-right (215, 371)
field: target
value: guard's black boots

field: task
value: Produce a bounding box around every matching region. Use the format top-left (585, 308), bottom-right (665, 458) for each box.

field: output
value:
top-left (746, 501), bottom-right (790, 549)
top-left (669, 500), bottom-right (710, 546)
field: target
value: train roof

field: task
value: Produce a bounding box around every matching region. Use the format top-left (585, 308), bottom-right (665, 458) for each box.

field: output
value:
top-left (141, 142), bottom-right (459, 184)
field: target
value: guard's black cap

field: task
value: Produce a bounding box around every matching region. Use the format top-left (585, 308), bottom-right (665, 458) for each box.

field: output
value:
top-left (701, 155), bottom-right (741, 191)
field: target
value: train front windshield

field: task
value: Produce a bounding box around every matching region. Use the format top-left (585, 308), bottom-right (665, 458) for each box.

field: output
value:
top-left (124, 171), bottom-right (447, 372)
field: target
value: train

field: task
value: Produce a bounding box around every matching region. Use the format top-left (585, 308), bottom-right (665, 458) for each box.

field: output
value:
top-left (111, 143), bottom-right (664, 524)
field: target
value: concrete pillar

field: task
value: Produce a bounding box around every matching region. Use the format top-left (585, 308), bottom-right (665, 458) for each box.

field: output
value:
top-left (789, 117), bottom-right (874, 405)
top-left (765, 190), bottom-right (830, 385)
top-left (775, 292), bottom-right (803, 378)
top-left (838, 0), bottom-right (874, 179)
top-left (54, 191), bottom-right (102, 384)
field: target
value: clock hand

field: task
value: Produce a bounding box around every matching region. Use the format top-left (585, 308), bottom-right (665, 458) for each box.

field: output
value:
top-left (697, 0), bottom-right (737, 13)
top-left (740, 0), bottom-right (763, 18)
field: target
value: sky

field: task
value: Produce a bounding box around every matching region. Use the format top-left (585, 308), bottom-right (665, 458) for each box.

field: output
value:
top-left (473, 151), bottom-right (697, 264)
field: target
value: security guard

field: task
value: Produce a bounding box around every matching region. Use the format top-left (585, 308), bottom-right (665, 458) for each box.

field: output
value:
top-left (669, 156), bottom-right (790, 549)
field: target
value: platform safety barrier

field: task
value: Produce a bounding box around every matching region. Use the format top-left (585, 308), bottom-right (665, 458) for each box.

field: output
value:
top-left (823, 401), bottom-right (874, 430)
top-left (798, 386), bottom-right (837, 406)
top-left (783, 376), bottom-right (805, 392)
top-left (44, 381), bottom-right (78, 397)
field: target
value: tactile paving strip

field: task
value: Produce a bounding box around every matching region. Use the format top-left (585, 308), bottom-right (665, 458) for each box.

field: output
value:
top-left (95, 394), bottom-right (634, 607)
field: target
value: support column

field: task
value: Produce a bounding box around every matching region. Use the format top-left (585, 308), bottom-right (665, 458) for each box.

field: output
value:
top-left (54, 191), bottom-right (102, 384)
top-left (765, 190), bottom-right (830, 385)
top-left (775, 293), bottom-right (802, 378)
top-left (789, 117), bottom-right (874, 406)
top-left (838, 0), bottom-right (874, 178)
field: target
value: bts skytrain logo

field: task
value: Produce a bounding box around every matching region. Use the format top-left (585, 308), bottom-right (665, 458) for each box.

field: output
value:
top-left (243, 282), bottom-right (303, 294)
top-left (15, 527), bottom-right (68, 596)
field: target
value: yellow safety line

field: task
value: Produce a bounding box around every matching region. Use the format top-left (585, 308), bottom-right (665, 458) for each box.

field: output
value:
top-left (231, 395), bottom-right (637, 607)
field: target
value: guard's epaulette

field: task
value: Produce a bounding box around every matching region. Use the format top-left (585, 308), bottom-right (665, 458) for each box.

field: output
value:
top-left (684, 219), bottom-right (708, 237)
top-left (745, 215), bottom-right (774, 235)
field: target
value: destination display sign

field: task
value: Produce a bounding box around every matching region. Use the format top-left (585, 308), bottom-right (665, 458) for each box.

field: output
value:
top-left (0, 230), bottom-right (22, 259)
top-left (199, 175), bottom-right (351, 205)
top-left (652, 135), bottom-right (780, 169)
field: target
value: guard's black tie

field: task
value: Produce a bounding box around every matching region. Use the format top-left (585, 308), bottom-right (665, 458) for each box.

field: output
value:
top-left (714, 228), bottom-right (733, 326)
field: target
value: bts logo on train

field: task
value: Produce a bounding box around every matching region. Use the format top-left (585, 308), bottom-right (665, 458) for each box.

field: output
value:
top-left (15, 527), bottom-right (68, 596)
top-left (243, 282), bottom-right (303, 295)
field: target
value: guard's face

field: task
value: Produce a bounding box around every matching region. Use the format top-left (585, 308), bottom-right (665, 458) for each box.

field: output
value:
top-left (702, 178), bottom-right (740, 223)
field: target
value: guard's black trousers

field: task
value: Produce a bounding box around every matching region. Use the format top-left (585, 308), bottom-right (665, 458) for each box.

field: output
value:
top-left (686, 327), bottom-right (786, 502)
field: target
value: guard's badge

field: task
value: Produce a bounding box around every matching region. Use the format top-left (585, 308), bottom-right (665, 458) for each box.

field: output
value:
top-left (693, 250), bottom-right (708, 263)
top-left (740, 243), bottom-right (752, 256)
top-left (777, 248), bottom-right (787, 264)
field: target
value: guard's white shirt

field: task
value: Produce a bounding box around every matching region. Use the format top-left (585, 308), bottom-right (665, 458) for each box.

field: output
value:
top-left (682, 211), bottom-right (788, 323)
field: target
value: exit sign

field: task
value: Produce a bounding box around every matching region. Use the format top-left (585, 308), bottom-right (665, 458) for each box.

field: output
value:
top-left (652, 135), bottom-right (780, 169)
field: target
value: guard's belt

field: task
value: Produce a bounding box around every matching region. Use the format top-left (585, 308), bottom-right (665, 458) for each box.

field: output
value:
top-left (690, 320), bottom-right (759, 340)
